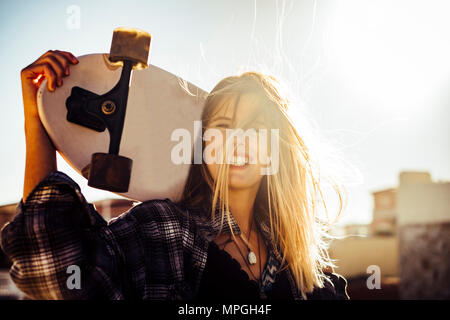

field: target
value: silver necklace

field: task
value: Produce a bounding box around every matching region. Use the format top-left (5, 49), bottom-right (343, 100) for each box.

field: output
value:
top-left (239, 217), bottom-right (257, 265)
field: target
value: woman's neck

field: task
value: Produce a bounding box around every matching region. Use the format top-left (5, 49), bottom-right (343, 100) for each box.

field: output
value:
top-left (228, 186), bottom-right (259, 235)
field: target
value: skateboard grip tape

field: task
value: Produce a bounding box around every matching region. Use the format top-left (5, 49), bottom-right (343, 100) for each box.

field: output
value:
top-left (109, 27), bottom-right (151, 69)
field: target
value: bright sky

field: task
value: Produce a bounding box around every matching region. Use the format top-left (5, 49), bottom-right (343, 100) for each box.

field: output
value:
top-left (1, 0), bottom-right (449, 225)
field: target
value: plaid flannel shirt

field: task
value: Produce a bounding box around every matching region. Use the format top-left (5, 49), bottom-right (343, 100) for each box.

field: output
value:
top-left (0, 170), bottom-right (348, 300)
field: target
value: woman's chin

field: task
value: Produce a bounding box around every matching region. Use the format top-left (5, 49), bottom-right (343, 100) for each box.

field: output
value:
top-left (228, 177), bottom-right (261, 190)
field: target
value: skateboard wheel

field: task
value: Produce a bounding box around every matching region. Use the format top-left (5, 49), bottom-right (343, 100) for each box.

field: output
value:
top-left (109, 27), bottom-right (151, 70)
top-left (87, 152), bottom-right (133, 193)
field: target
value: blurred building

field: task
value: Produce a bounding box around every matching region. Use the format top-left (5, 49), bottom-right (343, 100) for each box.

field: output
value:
top-left (329, 171), bottom-right (450, 300)
top-left (371, 188), bottom-right (397, 236)
top-left (397, 172), bottom-right (450, 299)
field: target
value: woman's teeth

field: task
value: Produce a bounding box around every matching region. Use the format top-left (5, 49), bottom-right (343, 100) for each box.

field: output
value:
top-left (230, 156), bottom-right (248, 166)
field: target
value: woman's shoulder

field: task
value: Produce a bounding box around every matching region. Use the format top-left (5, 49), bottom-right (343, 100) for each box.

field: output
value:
top-left (306, 272), bottom-right (350, 300)
top-left (104, 199), bottom-right (197, 257)
top-left (106, 198), bottom-right (211, 258)
top-left (109, 198), bottom-right (190, 227)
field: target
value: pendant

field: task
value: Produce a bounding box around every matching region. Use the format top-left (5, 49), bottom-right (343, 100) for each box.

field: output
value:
top-left (248, 251), bottom-right (257, 265)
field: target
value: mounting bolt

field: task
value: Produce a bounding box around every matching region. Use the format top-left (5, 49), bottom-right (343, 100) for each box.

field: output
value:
top-left (101, 100), bottom-right (116, 115)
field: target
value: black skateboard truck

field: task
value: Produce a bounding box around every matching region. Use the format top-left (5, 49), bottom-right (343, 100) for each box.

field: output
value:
top-left (66, 27), bottom-right (151, 192)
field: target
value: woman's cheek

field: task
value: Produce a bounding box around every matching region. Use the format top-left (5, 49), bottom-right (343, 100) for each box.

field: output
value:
top-left (206, 162), bottom-right (218, 182)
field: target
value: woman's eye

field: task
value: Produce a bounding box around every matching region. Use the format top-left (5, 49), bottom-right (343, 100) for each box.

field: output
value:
top-left (216, 123), bottom-right (229, 128)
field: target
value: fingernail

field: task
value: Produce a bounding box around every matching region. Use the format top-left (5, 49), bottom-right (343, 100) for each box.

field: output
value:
top-left (65, 67), bottom-right (69, 75)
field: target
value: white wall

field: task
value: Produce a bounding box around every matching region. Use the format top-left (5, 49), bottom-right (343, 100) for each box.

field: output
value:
top-left (329, 236), bottom-right (399, 278)
top-left (397, 182), bottom-right (450, 225)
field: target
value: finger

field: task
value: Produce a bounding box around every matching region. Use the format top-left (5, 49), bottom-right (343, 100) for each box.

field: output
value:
top-left (54, 51), bottom-right (78, 76)
top-left (49, 51), bottom-right (72, 76)
top-left (28, 63), bottom-right (57, 91)
top-left (44, 49), bottom-right (78, 65)
top-left (40, 63), bottom-right (57, 91)
top-left (40, 50), bottom-right (78, 75)
top-left (55, 50), bottom-right (79, 65)
top-left (39, 50), bottom-right (53, 60)
top-left (37, 56), bottom-right (64, 86)
top-left (32, 73), bottom-right (45, 88)
top-left (21, 63), bottom-right (53, 90)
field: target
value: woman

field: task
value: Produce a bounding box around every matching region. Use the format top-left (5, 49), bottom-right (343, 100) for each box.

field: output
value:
top-left (1, 50), bottom-right (348, 300)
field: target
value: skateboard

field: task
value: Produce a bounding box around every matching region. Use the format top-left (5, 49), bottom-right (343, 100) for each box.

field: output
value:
top-left (37, 28), bottom-right (207, 202)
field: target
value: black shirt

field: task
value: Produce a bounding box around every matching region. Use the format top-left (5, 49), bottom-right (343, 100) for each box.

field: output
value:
top-left (197, 241), bottom-right (348, 300)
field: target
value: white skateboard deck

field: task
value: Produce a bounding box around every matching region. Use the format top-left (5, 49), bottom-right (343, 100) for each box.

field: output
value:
top-left (37, 53), bottom-right (207, 202)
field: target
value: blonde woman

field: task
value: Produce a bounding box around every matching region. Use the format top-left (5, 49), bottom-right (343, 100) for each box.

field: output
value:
top-left (1, 50), bottom-right (348, 300)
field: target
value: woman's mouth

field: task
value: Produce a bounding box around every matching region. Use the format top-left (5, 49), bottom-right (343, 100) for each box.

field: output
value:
top-left (230, 155), bottom-right (249, 169)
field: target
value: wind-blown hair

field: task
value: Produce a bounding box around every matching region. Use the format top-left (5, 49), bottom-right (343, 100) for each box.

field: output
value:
top-left (178, 71), bottom-right (345, 298)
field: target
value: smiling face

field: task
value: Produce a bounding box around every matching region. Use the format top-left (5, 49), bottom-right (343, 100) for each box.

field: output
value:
top-left (204, 93), bottom-right (269, 191)
top-left (179, 72), bottom-right (344, 296)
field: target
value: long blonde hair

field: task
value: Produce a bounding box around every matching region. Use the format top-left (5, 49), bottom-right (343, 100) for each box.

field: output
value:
top-left (178, 71), bottom-right (345, 299)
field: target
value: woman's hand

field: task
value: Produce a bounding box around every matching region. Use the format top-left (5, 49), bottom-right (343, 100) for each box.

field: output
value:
top-left (21, 50), bottom-right (78, 119)
top-left (20, 50), bottom-right (78, 201)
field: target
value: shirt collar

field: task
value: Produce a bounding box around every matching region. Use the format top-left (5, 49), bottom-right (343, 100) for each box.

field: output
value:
top-left (210, 203), bottom-right (241, 235)
top-left (208, 202), bottom-right (274, 245)
top-left (187, 200), bottom-right (281, 257)
top-left (209, 203), bottom-right (285, 264)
